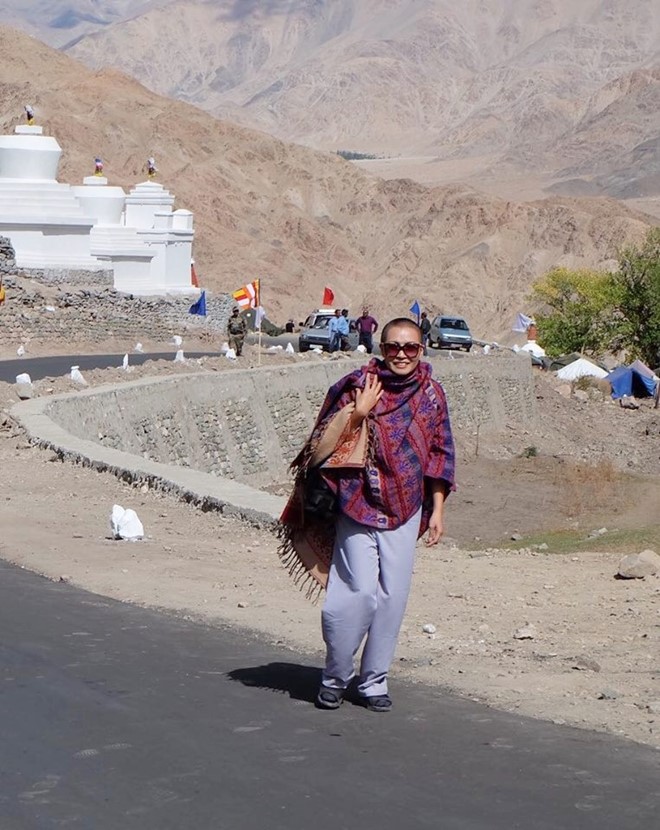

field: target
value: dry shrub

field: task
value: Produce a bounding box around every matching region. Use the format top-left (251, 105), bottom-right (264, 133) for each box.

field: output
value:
top-left (558, 458), bottom-right (619, 517)
top-left (574, 376), bottom-right (611, 395)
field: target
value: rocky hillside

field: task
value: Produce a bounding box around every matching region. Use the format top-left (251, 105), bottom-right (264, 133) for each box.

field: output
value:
top-left (0, 26), bottom-right (652, 336)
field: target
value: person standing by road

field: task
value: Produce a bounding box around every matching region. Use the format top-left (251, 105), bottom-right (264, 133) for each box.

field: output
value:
top-left (328, 309), bottom-right (342, 352)
top-left (339, 309), bottom-right (351, 351)
top-left (279, 317), bottom-right (455, 712)
top-left (227, 306), bottom-right (247, 356)
top-left (356, 308), bottom-right (378, 353)
top-left (420, 311), bottom-right (431, 355)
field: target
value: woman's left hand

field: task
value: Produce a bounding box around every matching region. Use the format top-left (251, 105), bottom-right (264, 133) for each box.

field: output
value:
top-left (426, 511), bottom-right (444, 546)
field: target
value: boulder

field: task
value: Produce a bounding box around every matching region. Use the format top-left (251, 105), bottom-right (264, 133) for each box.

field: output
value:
top-left (617, 549), bottom-right (660, 579)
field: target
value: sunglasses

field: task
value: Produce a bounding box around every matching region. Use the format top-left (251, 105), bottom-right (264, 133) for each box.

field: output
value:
top-left (380, 341), bottom-right (423, 359)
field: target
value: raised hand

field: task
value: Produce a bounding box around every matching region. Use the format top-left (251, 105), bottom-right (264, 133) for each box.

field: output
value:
top-left (354, 373), bottom-right (383, 421)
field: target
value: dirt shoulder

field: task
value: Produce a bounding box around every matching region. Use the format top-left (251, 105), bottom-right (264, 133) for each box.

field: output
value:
top-left (1, 361), bottom-right (659, 748)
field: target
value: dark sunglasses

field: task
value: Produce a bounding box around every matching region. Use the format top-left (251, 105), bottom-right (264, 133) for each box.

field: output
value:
top-left (380, 341), bottom-right (423, 359)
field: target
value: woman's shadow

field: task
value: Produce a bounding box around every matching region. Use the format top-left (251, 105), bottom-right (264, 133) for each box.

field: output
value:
top-left (227, 662), bottom-right (322, 703)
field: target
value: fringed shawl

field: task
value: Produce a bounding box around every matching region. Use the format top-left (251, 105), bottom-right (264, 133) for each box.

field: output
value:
top-left (277, 358), bottom-right (455, 597)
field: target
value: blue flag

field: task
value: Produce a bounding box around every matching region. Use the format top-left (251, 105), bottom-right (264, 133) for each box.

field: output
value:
top-left (409, 299), bottom-right (421, 324)
top-left (189, 290), bottom-right (207, 316)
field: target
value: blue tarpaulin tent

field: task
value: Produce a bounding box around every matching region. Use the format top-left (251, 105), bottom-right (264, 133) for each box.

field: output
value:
top-left (605, 361), bottom-right (658, 399)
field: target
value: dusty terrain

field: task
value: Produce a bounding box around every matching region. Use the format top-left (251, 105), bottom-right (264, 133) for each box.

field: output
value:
top-left (1, 349), bottom-right (659, 749)
top-left (0, 26), bottom-right (655, 339)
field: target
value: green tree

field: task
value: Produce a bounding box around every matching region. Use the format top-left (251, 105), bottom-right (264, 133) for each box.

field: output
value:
top-left (614, 228), bottom-right (660, 367)
top-left (531, 267), bottom-right (622, 357)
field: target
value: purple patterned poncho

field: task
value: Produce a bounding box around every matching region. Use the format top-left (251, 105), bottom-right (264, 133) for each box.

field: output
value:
top-left (317, 358), bottom-right (455, 532)
top-left (278, 358), bottom-right (455, 594)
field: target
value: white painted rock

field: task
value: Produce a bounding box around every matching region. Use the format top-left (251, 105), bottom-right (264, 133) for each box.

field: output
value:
top-left (70, 366), bottom-right (87, 385)
top-left (422, 623), bottom-right (437, 634)
top-left (110, 504), bottom-right (144, 541)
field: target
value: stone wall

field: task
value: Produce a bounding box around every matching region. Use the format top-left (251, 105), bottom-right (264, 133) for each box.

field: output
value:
top-left (0, 277), bottom-right (235, 344)
top-left (43, 355), bottom-right (537, 489)
top-left (0, 236), bottom-right (17, 276)
top-left (21, 268), bottom-right (113, 287)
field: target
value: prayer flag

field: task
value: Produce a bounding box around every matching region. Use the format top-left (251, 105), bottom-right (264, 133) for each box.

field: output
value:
top-left (191, 260), bottom-right (200, 288)
top-left (189, 290), bottom-right (207, 316)
top-left (409, 300), bottom-right (421, 324)
top-left (322, 286), bottom-right (335, 305)
top-left (255, 305), bottom-right (266, 330)
top-left (232, 279), bottom-right (260, 309)
top-left (512, 312), bottom-right (535, 333)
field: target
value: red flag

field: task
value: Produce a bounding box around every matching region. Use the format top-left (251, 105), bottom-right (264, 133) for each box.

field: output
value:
top-left (190, 261), bottom-right (199, 288)
top-left (322, 286), bottom-right (335, 305)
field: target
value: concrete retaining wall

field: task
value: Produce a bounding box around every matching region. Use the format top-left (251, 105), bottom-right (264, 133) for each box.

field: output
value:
top-left (13, 354), bottom-right (536, 527)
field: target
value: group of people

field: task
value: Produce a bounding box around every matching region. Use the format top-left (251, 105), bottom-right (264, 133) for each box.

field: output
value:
top-left (279, 313), bottom-right (455, 714)
top-left (347, 307), bottom-right (432, 356)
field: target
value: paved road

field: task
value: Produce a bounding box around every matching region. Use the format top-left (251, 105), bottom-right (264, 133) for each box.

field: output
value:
top-left (0, 338), bottom-right (470, 384)
top-left (0, 352), bottom-right (224, 384)
top-left (0, 560), bottom-right (658, 829)
top-left (0, 336), bottom-right (295, 383)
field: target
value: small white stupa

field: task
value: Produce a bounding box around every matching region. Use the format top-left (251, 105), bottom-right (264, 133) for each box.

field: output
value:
top-left (0, 112), bottom-right (198, 296)
top-left (0, 121), bottom-right (103, 271)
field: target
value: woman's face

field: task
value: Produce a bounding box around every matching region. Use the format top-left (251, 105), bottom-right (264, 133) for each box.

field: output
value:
top-left (379, 324), bottom-right (423, 376)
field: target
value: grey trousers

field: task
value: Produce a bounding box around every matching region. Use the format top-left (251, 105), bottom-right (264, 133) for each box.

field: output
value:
top-left (321, 507), bottom-right (422, 697)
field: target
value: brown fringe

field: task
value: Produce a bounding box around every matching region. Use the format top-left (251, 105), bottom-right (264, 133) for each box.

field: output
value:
top-left (275, 522), bottom-right (324, 604)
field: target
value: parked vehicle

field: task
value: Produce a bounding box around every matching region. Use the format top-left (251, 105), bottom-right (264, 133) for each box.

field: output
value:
top-left (428, 315), bottom-right (473, 351)
top-left (298, 309), bottom-right (359, 352)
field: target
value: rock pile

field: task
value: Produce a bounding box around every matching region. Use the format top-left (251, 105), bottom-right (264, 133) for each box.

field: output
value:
top-left (0, 236), bottom-right (17, 276)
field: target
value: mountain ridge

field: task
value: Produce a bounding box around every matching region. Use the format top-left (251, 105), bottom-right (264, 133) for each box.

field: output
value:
top-left (0, 24), bottom-right (652, 337)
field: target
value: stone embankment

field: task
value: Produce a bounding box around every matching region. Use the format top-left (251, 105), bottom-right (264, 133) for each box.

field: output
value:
top-left (1, 277), bottom-right (234, 345)
top-left (0, 234), bottom-right (236, 347)
top-left (12, 354), bottom-right (536, 525)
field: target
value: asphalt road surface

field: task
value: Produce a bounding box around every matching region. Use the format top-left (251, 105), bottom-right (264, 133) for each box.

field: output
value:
top-left (0, 339), bottom-right (473, 384)
top-left (0, 352), bottom-right (222, 384)
top-left (0, 560), bottom-right (658, 829)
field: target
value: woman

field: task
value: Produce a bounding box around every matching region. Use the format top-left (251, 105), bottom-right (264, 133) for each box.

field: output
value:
top-left (279, 317), bottom-right (455, 712)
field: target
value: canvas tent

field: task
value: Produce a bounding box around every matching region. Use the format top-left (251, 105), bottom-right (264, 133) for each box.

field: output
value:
top-left (605, 361), bottom-right (658, 399)
top-left (556, 357), bottom-right (608, 381)
top-left (519, 341), bottom-right (546, 358)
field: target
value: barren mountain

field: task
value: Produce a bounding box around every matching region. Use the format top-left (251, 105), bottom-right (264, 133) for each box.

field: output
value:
top-left (0, 1), bottom-right (166, 47)
top-left (47, 0), bottom-right (660, 195)
top-left (0, 26), bottom-right (652, 336)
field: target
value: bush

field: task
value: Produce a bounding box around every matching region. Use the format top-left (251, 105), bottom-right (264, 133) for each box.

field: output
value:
top-left (530, 229), bottom-right (660, 364)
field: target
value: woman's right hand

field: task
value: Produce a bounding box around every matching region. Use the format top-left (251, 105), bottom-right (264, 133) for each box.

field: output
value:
top-left (353, 373), bottom-right (383, 421)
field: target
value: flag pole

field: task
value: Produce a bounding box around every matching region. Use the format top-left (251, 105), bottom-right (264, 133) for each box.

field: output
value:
top-left (257, 279), bottom-right (262, 366)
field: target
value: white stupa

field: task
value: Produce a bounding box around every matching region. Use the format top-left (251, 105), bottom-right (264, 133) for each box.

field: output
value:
top-left (0, 118), bottom-right (198, 296)
top-left (0, 124), bottom-right (104, 271)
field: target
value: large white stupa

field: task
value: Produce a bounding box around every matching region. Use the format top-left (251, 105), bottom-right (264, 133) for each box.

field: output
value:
top-left (0, 119), bottom-right (197, 296)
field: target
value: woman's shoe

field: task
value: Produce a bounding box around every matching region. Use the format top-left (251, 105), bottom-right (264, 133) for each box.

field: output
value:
top-left (316, 686), bottom-right (345, 709)
top-left (363, 694), bottom-right (392, 712)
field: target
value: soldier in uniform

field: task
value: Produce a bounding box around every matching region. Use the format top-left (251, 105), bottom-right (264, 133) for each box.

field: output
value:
top-left (227, 307), bottom-right (247, 356)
